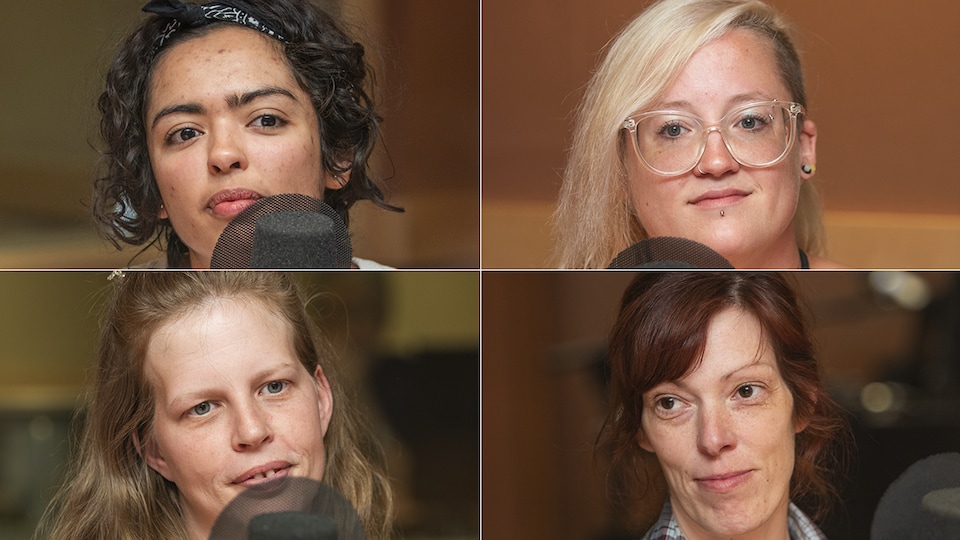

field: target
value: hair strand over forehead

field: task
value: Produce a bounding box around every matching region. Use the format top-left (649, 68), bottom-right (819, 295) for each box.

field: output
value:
top-left (599, 272), bottom-right (850, 532)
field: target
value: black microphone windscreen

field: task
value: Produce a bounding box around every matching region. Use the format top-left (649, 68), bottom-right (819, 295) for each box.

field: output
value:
top-left (872, 452), bottom-right (960, 539)
top-left (210, 194), bottom-right (352, 269)
top-left (608, 237), bottom-right (734, 269)
top-left (248, 512), bottom-right (337, 540)
top-left (250, 211), bottom-right (338, 269)
top-left (209, 478), bottom-right (364, 540)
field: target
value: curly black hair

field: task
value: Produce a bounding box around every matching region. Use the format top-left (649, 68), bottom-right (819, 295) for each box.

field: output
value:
top-left (92, 0), bottom-right (400, 266)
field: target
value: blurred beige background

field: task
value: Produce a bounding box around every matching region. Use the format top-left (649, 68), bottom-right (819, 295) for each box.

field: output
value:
top-left (482, 0), bottom-right (960, 268)
top-left (0, 0), bottom-right (479, 268)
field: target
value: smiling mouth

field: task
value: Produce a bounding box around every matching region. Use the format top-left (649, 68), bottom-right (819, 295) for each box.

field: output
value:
top-left (689, 190), bottom-right (749, 209)
top-left (234, 465), bottom-right (291, 487)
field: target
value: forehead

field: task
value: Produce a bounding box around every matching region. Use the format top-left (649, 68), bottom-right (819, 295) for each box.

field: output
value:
top-left (143, 296), bottom-right (295, 383)
top-left (147, 25), bottom-right (299, 108)
top-left (675, 308), bottom-right (781, 387)
top-left (656, 28), bottom-right (789, 111)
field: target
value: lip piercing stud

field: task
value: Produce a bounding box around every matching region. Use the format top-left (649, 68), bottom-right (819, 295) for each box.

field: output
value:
top-left (720, 210), bottom-right (725, 217)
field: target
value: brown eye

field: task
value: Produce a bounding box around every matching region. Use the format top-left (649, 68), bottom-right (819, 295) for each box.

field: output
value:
top-left (737, 385), bottom-right (754, 398)
top-left (657, 397), bottom-right (676, 410)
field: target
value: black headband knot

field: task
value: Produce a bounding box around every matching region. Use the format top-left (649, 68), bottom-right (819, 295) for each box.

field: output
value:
top-left (142, 0), bottom-right (286, 52)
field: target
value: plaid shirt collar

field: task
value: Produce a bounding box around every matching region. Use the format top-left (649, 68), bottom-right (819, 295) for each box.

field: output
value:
top-left (641, 499), bottom-right (828, 540)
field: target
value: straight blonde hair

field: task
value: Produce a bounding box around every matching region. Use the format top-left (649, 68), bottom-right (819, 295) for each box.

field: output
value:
top-left (36, 272), bottom-right (394, 539)
top-left (555, 0), bottom-right (824, 268)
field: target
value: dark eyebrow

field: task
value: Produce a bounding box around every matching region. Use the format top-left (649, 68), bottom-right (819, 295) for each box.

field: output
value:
top-left (151, 103), bottom-right (205, 130)
top-left (150, 87), bottom-right (299, 130)
top-left (229, 86), bottom-right (298, 108)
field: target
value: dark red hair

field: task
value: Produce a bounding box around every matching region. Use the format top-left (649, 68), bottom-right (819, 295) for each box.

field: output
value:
top-left (602, 272), bottom-right (849, 527)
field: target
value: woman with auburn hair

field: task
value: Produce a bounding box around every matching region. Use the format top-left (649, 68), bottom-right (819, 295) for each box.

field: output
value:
top-left (556, 0), bottom-right (843, 269)
top-left (36, 272), bottom-right (394, 539)
top-left (601, 272), bottom-right (849, 538)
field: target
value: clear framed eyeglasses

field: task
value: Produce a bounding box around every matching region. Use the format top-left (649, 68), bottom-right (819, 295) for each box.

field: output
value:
top-left (622, 100), bottom-right (804, 176)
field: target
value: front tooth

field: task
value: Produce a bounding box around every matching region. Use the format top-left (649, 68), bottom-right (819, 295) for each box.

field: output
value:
top-left (265, 469), bottom-right (276, 478)
top-left (253, 473), bottom-right (265, 480)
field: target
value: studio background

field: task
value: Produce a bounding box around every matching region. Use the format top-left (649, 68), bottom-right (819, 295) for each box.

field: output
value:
top-left (482, 0), bottom-right (960, 268)
top-left (483, 271), bottom-right (960, 539)
top-left (0, 271), bottom-right (479, 539)
top-left (0, 0), bottom-right (479, 269)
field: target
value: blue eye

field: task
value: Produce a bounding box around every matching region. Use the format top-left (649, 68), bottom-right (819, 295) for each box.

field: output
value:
top-left (192, 402), bottom-right (212, 416)
top-left (265, 381), bottom-right (286, 394)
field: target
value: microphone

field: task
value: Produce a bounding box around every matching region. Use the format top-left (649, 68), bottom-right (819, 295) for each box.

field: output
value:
top-left (210, 194), bottom-right (352, 269)
top-left (608, 237), bottom-right (734, 269)
top-left (248, 512), bottom-right (337, 540)
top-left (209, 477), bottom-right (364, 540)
top-left (871, 452), bottom-right (960, 539)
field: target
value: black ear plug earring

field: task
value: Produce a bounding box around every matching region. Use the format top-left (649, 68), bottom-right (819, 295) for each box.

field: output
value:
top-left (801, 164), bottom-right (815, 174)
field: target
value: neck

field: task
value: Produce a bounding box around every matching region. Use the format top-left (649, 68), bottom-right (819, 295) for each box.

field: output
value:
top-left (721, 228), bottom-right (802, 269)
top-left (672, 496), bottom-right (792, 540)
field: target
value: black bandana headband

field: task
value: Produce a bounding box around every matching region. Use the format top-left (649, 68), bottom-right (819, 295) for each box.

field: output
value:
top-left (142, 0), bottom-right (286, 52)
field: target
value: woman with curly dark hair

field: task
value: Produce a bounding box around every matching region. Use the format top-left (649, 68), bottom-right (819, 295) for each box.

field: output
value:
top-left (93, 0), bottom-right (400, 268)
top-left (602, 272), bottom-right (851, 539)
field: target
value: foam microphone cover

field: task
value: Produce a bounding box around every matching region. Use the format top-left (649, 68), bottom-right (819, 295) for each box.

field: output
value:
top-left (608, 236), bottom-right (734, 269)
top-left (248, 512), bottom-right (337, 540)
top-left (209, 477), bottom-right (364, 540)
top-left (210, 194), bottom-right (352, 269)
top-left (871, 452), bottom-right (960, 539)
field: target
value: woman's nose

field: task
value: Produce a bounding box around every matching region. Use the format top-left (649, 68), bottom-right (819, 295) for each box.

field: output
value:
top-left (695, 129), bottom-right (740, 177)
top-left (232, 403), bottom-right (272, 450)
top-left (208, 126), bottom-right (247, 175)
top-left (697, 404), bottom-right (737, 456)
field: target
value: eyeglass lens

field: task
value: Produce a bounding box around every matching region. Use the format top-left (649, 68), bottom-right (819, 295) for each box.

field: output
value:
top-left (634, 102), bottom-right (794, 175)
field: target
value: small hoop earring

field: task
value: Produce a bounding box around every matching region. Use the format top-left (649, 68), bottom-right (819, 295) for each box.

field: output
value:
top-left (801, 164), bottom-right (815, 174)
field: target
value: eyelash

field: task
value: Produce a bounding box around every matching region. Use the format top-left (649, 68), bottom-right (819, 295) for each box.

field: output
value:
top-left (161, 113), bottom-right (289, 147)
top-left (184, 380), bottom-right (290, 418)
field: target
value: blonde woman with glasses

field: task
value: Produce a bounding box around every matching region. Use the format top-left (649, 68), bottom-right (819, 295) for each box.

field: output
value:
top-left (555, 0), bottom-right (845, 269)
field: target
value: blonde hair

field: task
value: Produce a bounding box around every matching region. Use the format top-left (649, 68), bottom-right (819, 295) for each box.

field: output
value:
top-left (554, 0), bottom-right (824, 268)
top-left (36, 272), bottom-right (394, 539)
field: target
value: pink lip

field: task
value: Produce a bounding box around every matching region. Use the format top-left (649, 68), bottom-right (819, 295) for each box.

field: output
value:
top-left (207, 188), bottom-right (263, 218)
top-left (689, 188), bottom-right (750, 209)
top-left (695, 470), bottom-right (753, 493)
top-left (232, 461), bottom-right (292, 487)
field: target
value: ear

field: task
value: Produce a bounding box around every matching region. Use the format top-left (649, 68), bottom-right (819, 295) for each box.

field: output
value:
top-left (158, 201), bottom-right (169, 220)
top-left (636, 426), bottom-right (654, 453)
top-left (799, 119), bottom-right (818, 180)
top-left (313, 365), bottom-right (334, 437)
top-left (136, 432), bottom-right (173, 481)
top-left (323, 166), bottom-right (352, 191)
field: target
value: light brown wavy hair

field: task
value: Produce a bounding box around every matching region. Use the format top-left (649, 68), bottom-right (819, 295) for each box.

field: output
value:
top-left (35, 272), bottom-right (394, 539)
